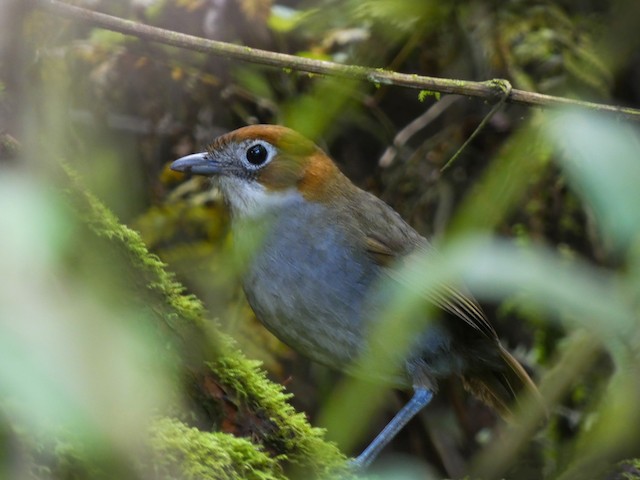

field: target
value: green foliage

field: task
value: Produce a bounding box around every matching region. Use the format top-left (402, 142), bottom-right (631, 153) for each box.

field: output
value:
top-left (495, 4), bottom-right (613, 96)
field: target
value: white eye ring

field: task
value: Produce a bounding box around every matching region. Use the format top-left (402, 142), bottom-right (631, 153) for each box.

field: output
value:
top-left (242, 141), bottom-right (277, 170)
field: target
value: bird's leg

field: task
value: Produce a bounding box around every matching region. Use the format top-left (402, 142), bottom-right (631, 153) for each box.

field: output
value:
top-left (350, 387), bottom-right (433, 469)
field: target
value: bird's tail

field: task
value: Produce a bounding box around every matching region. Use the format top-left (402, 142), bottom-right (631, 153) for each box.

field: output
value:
top-left (461, 344), bottom-right (545, 420)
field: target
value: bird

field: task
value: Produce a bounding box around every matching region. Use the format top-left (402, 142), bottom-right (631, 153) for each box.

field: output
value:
top-left (170, 124), bottom-right (542, 469)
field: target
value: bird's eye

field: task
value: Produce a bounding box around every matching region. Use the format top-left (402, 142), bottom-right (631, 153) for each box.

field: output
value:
top-left (246, 143), bottom-right (268, 166)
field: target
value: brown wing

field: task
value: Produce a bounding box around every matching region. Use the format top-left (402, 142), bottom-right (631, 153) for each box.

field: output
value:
top-left (356, 192), bottom-right (497, 339)
top-left (364, 235), bottom-right (396, 267)
top-left (354, 193), bottom-right (544, 418)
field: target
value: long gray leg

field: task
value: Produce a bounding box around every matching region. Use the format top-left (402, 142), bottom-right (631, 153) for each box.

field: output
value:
top-left (350, 387), bottom-right (433, 469)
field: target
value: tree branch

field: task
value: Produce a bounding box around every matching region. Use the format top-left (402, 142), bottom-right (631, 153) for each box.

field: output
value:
top-left (31, 0), bottom-right (640, 121)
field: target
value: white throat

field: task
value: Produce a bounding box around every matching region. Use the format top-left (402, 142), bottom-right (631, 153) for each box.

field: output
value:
top-left (217, 176), bottom-right (302, 218)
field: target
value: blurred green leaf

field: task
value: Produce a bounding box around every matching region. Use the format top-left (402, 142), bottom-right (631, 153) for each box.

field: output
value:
top-left (232, 66), bottom-right (275, 101)
top-left (268, 5), bottom-right (313, 33)
top-left (545, 110), bottom-right (640, 254)
top-left (450, 114), bottom-right (553, 234)
top-left (0, 173), bottom-right (174, 454)
top-left (414, 238), bottom-right (633, 343)
top-left (279, 77), bottom-right (361, 140)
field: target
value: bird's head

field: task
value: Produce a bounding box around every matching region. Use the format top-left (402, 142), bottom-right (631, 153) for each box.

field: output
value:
top-left (171, 125), bottom-right (349, 217)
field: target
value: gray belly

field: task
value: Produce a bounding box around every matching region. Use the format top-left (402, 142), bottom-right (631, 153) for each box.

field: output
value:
top-left (241, 207), bottom-right (379, 371)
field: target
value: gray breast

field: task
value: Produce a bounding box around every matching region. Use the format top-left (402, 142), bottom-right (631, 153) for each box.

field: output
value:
top-left (241, 201), bottom-right (380, 371)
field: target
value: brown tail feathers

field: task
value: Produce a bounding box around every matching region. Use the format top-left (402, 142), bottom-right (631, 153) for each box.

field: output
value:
top-left (461, 344), bottom-right (545, 420)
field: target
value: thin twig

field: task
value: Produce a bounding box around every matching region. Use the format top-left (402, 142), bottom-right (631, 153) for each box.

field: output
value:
top-left (31, 0), bottom-right (640, 122)
top-left (378, 95), bottom-right (461, 167)
top-left (441, 80), bottom-right (513, 171)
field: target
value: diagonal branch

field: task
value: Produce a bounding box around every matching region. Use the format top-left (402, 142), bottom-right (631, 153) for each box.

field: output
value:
top-left (32, 0), bottom-right (640, 122)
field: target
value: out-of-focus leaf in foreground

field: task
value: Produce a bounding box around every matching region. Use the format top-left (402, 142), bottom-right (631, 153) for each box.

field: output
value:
top-left (0, 172), bottom-right (174, 460)
top-left (545, 110), bottom-right (640, 255)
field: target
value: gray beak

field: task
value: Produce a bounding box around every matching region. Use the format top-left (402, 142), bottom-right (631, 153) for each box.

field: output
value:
top-left (170, 152), bottom-right (220, 176)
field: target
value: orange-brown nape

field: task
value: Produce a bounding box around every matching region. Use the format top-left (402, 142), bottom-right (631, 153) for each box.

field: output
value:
top-left (215, 125), bottom-right (349, 203)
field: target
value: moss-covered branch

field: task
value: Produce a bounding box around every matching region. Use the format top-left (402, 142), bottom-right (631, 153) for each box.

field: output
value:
top-left (61, 165), bottom-right (346, 477)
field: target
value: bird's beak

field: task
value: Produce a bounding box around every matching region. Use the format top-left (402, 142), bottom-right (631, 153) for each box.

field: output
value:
top-left (170, 152), bottom-right (221, 176)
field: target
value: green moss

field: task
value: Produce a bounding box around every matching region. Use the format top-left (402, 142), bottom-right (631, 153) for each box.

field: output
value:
top-left (418, 90), bottom-right (440, 102)
top-left (210, 352), bottom-right (347, 472)
top-left (149, 418), bottom-right (285, 480)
